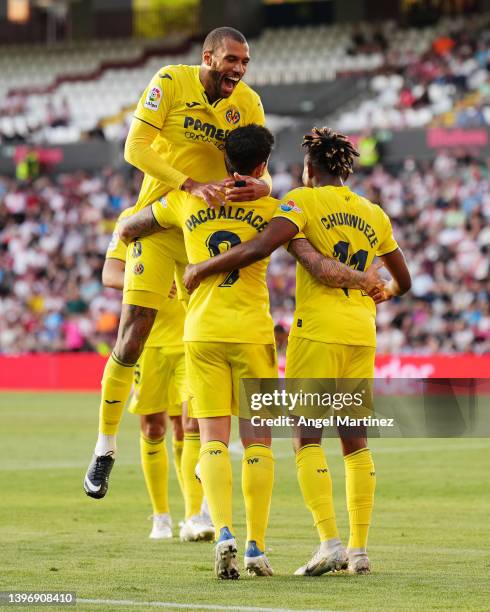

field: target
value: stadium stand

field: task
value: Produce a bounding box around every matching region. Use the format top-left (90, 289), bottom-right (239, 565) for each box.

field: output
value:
top-left (336, 14), bottom-right (490, 131)
top-left (1, 149), bottom-right (488, 355)
top-left (3, 13), bottom-right (489, 145)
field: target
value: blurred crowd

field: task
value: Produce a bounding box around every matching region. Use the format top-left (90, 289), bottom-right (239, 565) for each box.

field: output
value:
top-left (338, 16), bottom-right (490, 131)
top-left (0, 150), bottom-right (489, 355)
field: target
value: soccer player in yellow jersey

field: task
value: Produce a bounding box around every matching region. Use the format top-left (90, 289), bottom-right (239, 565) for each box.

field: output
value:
top-left (100, 207), bottom-right (213, 542)
top-left (184, 127), bottom-right (411, 576)
top-left (84, 26), bottom-right (274, 498)
top-left (119, 124), bottom-right (385, 579)
top-left (127, 124), bottom-right (277, 579)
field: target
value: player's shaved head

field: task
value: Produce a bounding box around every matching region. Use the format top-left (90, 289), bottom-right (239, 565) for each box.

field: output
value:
top-left (202, 27), bottom-right (247, 53)
top-left (224, 124), bottom-right (274, 176)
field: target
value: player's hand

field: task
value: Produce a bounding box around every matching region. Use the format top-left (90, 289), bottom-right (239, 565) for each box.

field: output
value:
top-left (359, 261), bottom-right (385, 294)
top-left (183, 263), bottom-right (202, 294)
top-left (168, 281), bottom-right (177, 299)
top-left (369, 279), bottom-right (398, 305)
top-left (181, 178), bottom-right (226, 208)
top-left (222, 173), bottom-right (270, 202)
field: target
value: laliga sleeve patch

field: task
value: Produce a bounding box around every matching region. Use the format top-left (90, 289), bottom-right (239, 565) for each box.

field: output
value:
top-left (144, 86), bottom-right (162, 111)
top-left (108, 230), bottom-right (119, 251)
top-left (280, 200), bottom-right (302, 213)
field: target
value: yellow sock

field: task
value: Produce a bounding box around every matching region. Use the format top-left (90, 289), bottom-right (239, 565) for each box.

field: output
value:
top-left (242, 444), bottom-right (274, 551)
top-left (344, 448), bottom-right (376, 550)
top-left (172, 437), bottom-right (184, 497)
top-left (199, 441), bottom-right (233, 537)
top-left (140, 434), bottom-right (169, 515)
top-left (182, 433), bottom-right (203, 519)
top-left (98, 353), bottom-right (134, 435)
top-left (296, 444), bottom-right (339, 542)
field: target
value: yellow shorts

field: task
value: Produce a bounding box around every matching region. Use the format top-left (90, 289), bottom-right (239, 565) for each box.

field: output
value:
top-left (286, 337), bottom-right (375, 378)
top-left (286, 338), bottom-right (374, 419)
top-left (123, 229), bottom-right (187, 310)
top-left (185, 342), bottom-right (278, 419)
top-left (128, 347), bottom-right (187, 416)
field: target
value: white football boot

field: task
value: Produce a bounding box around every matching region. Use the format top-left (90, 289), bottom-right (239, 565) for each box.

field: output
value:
top-left (215, 527), bottom-right (240, 580)
top-left (294, 539), bottom-right (348, 576)
top-left (244, 541), bottom-right (274, 576)
top-left (179, 514), bottom-right (214, 542)
top-left (347, 548), bottom-right (371, 574)
top-left (149, 513), bottom-right (172, 540)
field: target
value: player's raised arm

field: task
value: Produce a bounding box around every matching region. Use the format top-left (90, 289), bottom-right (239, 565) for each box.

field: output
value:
top-left (118, 206), bottom-right (162, 244)
top-left (124, 69), bottom-right (225, 207)
top-left (370, 247), bottom-right (411, 304)
top-left (288, 238), bottom-right (384, 294)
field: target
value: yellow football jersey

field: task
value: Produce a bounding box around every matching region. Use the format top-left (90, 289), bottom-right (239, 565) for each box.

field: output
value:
top-left (152, 191), bottom-right (277, 344)
top-left (106, 208), bottom-right (184, 350)
top-left (275, 185), bottom-right (398, 347)
top-left (133, 64), bottom-right (266, 209)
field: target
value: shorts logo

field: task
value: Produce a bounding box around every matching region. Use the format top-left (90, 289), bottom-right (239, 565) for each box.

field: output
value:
top-left (132, 241), bottom-right (142, 258)
top-left (225, 106), bottom-right (240, 125)
top-left (159, 196), bottom-right (168, 208)
top-left (144, 86), bottom-right (162, 111)
top-left (280, 200), bottom-right (302, 213)
top-left (133, 263), bottom-right (144, 275)
top-left (297, 318), bottom-right (303, 328)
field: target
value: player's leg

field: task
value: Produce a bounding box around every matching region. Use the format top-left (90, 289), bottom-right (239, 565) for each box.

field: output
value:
top-left (84, 233), bottom-right (176, 499)
top-left (286, 337), bottom-right (347, 576)
top-left (199, 415), bottom-right (238, 579)
top-left (171, 355), bottom-right (210, 539)
top-left (186, 341), bottom-right (238, 579)
top-left (140, 412), bottom-right (173, 539)
top-left (127, 346), bottom-right (174, 538)
top-left (339, 346), bottom-right (376, 574)
top-left (179, 402), bottom-right (214, 542)
top-left (169, 415), bottom-right (184, 498)
top-left (84, 301), bottom-right (157, 499)
top-left (232, 343), bottom-right (277, 576)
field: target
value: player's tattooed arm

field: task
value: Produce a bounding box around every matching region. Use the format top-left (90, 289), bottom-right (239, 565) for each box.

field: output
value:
top-left (118, 207), bottom-right (161, 245)
top-left (288, 238), bottom-right (385, 293)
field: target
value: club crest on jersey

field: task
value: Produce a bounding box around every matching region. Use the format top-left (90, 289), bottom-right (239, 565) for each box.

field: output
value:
top-left (280, 200), bottom-right (302, 213)
top-left (225, 106), bottom-right (241, 125)
top-left (144, 86), bottom-right (162, 111)
top-left (133, 263), bottom-right (144, 275)
top-left (132, 241), bottom-right (142, 258)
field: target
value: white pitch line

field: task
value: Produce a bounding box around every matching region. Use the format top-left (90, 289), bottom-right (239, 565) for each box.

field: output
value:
top-left (78, 598), bottom-right (340, 612)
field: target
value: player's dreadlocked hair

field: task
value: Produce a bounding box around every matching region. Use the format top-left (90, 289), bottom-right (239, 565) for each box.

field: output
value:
top-left (302, 127), bottom-right (359, 178)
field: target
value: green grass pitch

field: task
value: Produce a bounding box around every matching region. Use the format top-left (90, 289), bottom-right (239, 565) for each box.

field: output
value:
top-left (1, 392), bottom-right (489, 612)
